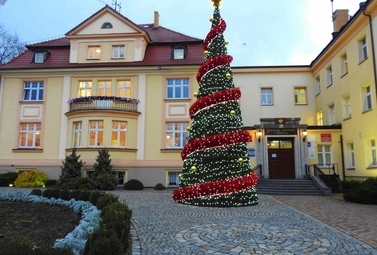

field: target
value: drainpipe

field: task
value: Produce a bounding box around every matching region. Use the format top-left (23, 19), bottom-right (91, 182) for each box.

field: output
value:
top-left (340, 135), bottom-right (346, 181)
top-left (360, 2), bottom-right (377, 99)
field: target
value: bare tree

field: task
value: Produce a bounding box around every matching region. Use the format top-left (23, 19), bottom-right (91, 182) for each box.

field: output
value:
top-left (0, 25), bottom-right (26, 64)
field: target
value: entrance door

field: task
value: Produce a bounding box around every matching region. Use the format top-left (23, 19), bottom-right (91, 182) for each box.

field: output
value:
top-left (268, 138), bottom-right (295, 179)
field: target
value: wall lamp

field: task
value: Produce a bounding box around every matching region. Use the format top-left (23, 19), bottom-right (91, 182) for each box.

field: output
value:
top-left (302, 129), bottom-right (308, 142)
top-left (257, 129), bottom-right (263, 143)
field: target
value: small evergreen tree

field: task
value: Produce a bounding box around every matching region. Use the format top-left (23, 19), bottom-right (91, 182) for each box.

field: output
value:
top-left (89, 148), bottom-right (118, 190)
top-left (58, 148), bottom-right (85, 189)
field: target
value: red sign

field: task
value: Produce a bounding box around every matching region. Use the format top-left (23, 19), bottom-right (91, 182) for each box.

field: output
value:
top-left (321, 133), bottom-right (332, 142)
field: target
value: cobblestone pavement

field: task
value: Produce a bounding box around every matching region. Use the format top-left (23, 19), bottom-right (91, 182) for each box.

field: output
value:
top-left (112, 189), bottom-right (377, 255)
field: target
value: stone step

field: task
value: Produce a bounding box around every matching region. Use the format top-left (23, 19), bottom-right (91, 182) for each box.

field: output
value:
top-left (256, 179), bottom-right (324, 195)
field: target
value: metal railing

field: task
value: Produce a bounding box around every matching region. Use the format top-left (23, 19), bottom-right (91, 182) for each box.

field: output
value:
top-left (252, 164), bottom-right (262, 176)
top-left (307, 164), bottom-right (340, 192)
top-left (69, 98), bottom-right (138, 112)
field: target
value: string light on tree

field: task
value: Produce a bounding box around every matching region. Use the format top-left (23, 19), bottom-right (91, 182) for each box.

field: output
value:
top-left (172, 0), bottom-right (258, 207)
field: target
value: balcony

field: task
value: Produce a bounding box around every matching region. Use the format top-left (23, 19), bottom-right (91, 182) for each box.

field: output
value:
top-left (68, 96), bottom-right (139, 112)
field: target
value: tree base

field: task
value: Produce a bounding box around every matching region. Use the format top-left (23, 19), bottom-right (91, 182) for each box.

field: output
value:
top-left (177, 188), bottom-right (258, 207)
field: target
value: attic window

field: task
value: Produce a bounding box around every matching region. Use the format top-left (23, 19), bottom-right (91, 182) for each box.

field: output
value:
top-left (101, 22), bottom-right (113, 29)
top-left (33, 50), bottom-right (50, 63)
top-left (172, 45), bottom-right (187, 60)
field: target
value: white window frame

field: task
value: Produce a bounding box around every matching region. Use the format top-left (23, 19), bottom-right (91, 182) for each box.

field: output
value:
top-left (78, 81), bottom-right (92, 97)
top-left (326, 66), bottom-right (333, 87)
top-left (34, 52), bottom-right (45, 63)
top-left (117, 80), bottom-right (131, 98)
top-left (111, 121), bottom-right (127, 147)
top-left (98, 80), bottom-right (112, 96)
top-left (347, 143), bottom-right (355, 168)
top-left (342, 95), bottom-right (351, 119)
top-left (317, 145), bottom-right (332, 167)
top-left (294, 87), bottom-right (307, 105)
top-left (112, 45), bottom-right (125, 59)
top-left (173, 48), bottom-right (185, 59)
top-left (359, 36), bottom-right (368, 63)
top-left (363, 86), bottom-right (372, 111)
top-left (328, 104), bottom-right (335, 125)
top-left (73, 121), bottom-right (82, 148)
top-left (23, 81), bottom-right (44, 101)
top-left (166, 78), bottom-right (189, 99)
top-left (89, 120), bottom-right (103, 147)
top-left (316, 76), bottom-right (321, 95)
top-left (166, 122), bottom-right (188, 148)
top-left (167, 170), bottom-right (181, 187)
top-left (261, 88), bottom-right (273, 105)
top-left (19, 123), bottom-right (41, 148)
top-left (340, 53), bottom-right (348, 76)
top-left (370, 139), bottom-right (377, 167)
top-left (88, 46), bottom-right (101, 59)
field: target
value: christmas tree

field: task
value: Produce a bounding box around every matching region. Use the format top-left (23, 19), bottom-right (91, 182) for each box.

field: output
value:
top-left (173, 0), bottom-right (259, 207)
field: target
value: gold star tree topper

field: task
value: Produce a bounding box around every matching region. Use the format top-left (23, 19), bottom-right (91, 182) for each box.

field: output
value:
top-left (211, 0), bottom-right (222, 7)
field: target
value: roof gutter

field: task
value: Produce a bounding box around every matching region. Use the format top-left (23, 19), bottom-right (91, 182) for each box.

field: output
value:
top-left (360, 1), bottom-right (377, 99)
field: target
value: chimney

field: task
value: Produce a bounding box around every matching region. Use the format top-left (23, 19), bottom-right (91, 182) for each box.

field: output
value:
top-left (153, 11), bottom-right (160, 29)
top-left (332, 9), bottom-right (349, 37)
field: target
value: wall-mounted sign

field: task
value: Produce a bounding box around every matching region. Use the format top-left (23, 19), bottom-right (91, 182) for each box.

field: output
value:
top-left (265, 128), bottom-right (296, 135)
top-left (321, 133), bottom-right (332, 142)
top-left (248, 148), bottom-right (255, 157)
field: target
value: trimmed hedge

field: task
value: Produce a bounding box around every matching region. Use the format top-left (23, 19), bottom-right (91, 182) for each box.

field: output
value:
top-left (154, 183), bottom-right (166, 190)
top-left (123, 179), bottom-right (144, 190)
top-left (340, 177), bottom-right (377, 204)
top-left (0, 172), bottom-right (18, 187)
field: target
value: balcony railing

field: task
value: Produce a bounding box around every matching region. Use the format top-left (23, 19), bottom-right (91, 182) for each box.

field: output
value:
top-left (68, 96), bottom-right (139, 112)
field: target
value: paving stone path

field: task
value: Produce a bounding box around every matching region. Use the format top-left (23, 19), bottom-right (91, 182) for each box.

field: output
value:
top-left (113, 190), bottom-right (377, 255)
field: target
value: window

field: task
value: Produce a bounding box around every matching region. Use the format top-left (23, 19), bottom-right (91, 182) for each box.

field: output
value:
top-left (19, 123), bottom-right (41, 148)
top-left (23, 81), bottom-right (44, 101)
top-left (171, 45), bottom-right (187, 60)
top-left (167, 171), bottom-right (181, 187)
top-left (166, 123), bottom-right (188, 148)
top-left (112, 45), bottom-right (125, 59)
top-left (370, 139), bottom-right (377, 167)
top-left (317, 110), bottom-right (323, 125)
top-left (166, 78), bottom-right (189, 99)
top-left (88, 46), bottom-right (101, 59)
top-left (261, 88), bottom-right (273, 105)
top-left (363, 86), bottom-right (372, 111)
top-left (340, 53), bottom-right (348, 76)
top-left (359, 36), bottom-right (368, 62)
top-left (73, 121), bottom-right (82, 148)
top-left (34, 52), bottom-right (46, 63)
top-left (78, 81), bottom-right (92, 97)
top-left (117, 80), bottom-right (131, 98)
top-left (294, 87), bottom-right (307, 105)
top-left (328, 104), bottom-right (335, 125)
top-left (317, 145), bottom-right (332, 166)
top-left (98, 81), bottom-right (112, 96)
top-left (89, 121), bottom-right (103, 147)
top-left (326, 66), bottom-right (333, 86)
top-left (347, 143), bottom-right (355, 168)
top-left (316, 76), bottom-right (321, 95)
top-left (111, 121), bottom-right (127, 147)
top-left (116, 171), bottom-right (126, 185)
top-left (101, 22), bottom-right (113, 29)
top-left (342, 95), bottom-right (351, 119)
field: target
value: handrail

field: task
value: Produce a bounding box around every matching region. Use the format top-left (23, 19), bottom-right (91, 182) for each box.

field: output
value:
top-left (251, 164), bottom-right (262, 176)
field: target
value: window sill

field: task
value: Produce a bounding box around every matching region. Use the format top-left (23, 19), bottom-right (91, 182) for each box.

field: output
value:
top-left (66, 147), bottom-right (137, 152)
top-left (164, 98), bottom-right (191, 102)
top-left (294, 103), bottom-right (308, 106)
top-left (87, 58), bottom-right (100, 60)
top-left (362, 108), bottom-right (373, 114)
top-left (367, 165), bottom-right (377, 169)
top-left (346, 168), bottom-right (355, 170)
top-left (343, 116), bottom-right (351, 121)
top-left (358, 57), bottom-right (368, 65)
top-left (340, 72), bottom-right (348, 78)
top-left (13, 148), bottom-right (43, 153)
top-left (19, 100), bottom-right (44, 104)
top-left (161, 148), bottom-right (182, 153)
top-left (326, 84), bottom-right (333, 88)
top-left (111, 57), bottom-right (125, 60)
top-left (261, 104), bottom-right (273, 106)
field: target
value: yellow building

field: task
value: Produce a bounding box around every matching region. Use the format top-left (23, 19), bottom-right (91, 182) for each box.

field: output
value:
top-left (0, 2), bottom-right (376, 188)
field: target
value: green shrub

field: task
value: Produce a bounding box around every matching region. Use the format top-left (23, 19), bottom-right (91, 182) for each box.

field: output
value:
top-left (123, 179), bottom-right (144, 190)
top-left (69, 190), bottom-right (81, 200)
top-left (154, 183), bottom-right (166, 190)
top-left (340, 177), bottom-right (377, 204)
top-left (29, 189), bottom-right (42, 196)
top-left (14, 169), bottom-right (48, 188)
top-left (89, 191), bottom-right (103, 206)
top-left (0, 172), bottom-right (18, 186)
top-left (45, 179), bottom-right (58, 187)
top-left (76, 177), bottom-right (90, 190)
top-left (58, 189), bottom-right (70, 200)
top-left (42, 188), bottom-right (51, 198)
top-left (77, 190), bottom-right (91, 201)
top-left (84, 227), bottom-right (124, 255)
top-left (0, 241), bottom-right (72, 255)
top-left (96, 193), bottom-right (119, 210)
top-left (49, 188), bottom-right (60, 199)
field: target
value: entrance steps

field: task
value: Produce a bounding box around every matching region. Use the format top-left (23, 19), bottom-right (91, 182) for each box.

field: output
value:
top-left (256, 179), bottom-right (324, 195)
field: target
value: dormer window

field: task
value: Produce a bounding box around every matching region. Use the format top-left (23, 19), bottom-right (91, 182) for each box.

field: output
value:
top-left (172, 45), bottom-right (187, 60)
top-left (101, 22), bottom-right (113, 29)
top-left (33, 50), bottom-right (50, 63)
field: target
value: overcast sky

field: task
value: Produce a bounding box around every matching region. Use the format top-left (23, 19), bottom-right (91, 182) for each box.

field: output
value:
top-left (0, 0), bottom-right (364, 66)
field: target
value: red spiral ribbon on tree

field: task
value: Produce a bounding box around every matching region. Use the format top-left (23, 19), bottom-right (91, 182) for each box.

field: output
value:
top-left (204, 18), bottom-right (227, 50)
top-left (196, 54), bottom-right (233, 83)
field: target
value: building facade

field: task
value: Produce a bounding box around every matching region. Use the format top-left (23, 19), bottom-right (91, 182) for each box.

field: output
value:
top-left (0, 1), bottom-right (376, 187)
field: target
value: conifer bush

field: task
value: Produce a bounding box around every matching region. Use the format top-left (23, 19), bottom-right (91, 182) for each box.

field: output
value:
top-left (88, 149), bottom-right (117, 190)
top-left (341, 177), bottom-right (377, 204)
top-left (58, 148), bottom-right (85, 190)
top-left (0, 172), bottom-right (18, 186)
